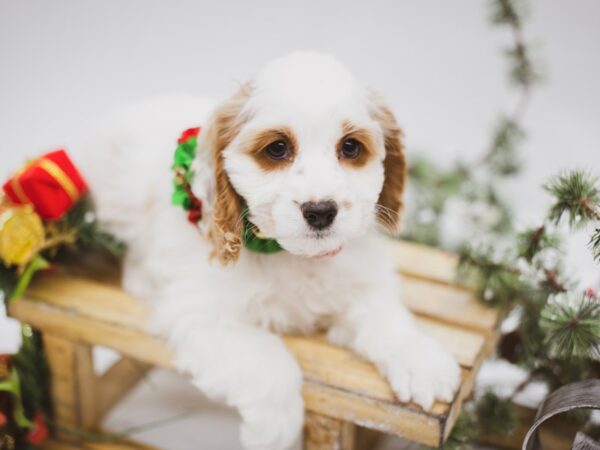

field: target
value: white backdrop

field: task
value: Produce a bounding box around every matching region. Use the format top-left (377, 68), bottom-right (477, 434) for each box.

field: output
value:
top-left (1, 1), bottom-right (599, 448)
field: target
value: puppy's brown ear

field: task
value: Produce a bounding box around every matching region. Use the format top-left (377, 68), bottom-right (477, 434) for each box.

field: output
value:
top-left (370, 93), bottom-right (407, 234)
top-left (206, 84), bottom-right (253, 264)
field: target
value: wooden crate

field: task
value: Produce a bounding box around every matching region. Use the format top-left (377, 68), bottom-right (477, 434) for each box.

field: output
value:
top-left (8, 238), bottom-right (501, 450)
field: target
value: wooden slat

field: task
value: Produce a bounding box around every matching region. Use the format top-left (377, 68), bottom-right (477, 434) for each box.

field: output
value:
top-left (97, 358), bottom-right (151, 421)
top-left (11, 298), bottom-right (173, 368)
top-left (43, 437), bottom-right (160, 450)
top-left (304, 412), bottom-right (355, 450)
top-left (43, 334), bottom-right (98, 437)
top-left (386, 238), bottom-right (459, 284)
top-left (20, 276), bottom-right (486, 371)
top-left (11, 296), bottom-right (476, 405)
top-left (24, 271), bottom-right (499, 347)
top-left (26, 275), bottom-right (149, 330)
top-left (403, 276), bottom-right (500, 334)
top-left (303, 382), bottom-right (447, 446)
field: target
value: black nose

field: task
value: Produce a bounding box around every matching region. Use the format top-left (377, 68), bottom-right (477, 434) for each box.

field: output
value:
top-left (301, 201), bottom-right (338, 230)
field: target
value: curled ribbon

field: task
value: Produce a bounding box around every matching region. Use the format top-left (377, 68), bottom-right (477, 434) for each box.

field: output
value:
top-left (522, 379), bottom-right (600, 450)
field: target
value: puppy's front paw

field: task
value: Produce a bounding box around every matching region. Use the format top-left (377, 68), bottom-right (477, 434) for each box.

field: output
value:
top-left (239, 391), bottom-right (304, 450)
top-left (385, 334), bottom-right (461, 410)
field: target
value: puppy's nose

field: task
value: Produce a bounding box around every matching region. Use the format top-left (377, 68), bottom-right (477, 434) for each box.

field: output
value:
top-left (301, 201), bottom-right (338, 230)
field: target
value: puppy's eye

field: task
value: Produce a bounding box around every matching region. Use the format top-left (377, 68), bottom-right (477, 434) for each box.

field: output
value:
top-left (340, 138), bottom-right (361, 159)
top-left (264, 140), bottom-right (289, 160)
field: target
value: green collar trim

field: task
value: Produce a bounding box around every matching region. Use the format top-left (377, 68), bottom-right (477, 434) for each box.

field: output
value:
top-left (242, 210), bottom-right (283, 254)
top-left (171, 127), bottom-right (283, 255)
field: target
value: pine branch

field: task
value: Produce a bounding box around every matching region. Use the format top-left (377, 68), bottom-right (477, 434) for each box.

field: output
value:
top-left (539, 291), bottom-right (600, 359)
top-left (545, 170), bottom-right (600, 229)
top-left (490, 0), bottom-right (524, 28)
top-left (516, 225), bottom-right (561, 262)
top-left (482, 117), bottom-right (525, 175)
top-left (457, 246), bottom-right (523, 307)
top-left (542, 268), bottom-right (567, 293)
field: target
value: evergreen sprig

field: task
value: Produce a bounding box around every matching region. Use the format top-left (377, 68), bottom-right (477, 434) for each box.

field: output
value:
top-left (539, 292), bottom-right (600, 359)
top-left (458, 246), bottom-right (522, 308)
top-left (485, 117), bottom-right (525, 176)
top-left (490, 0), bottom-right (524, 27)
top-left (545, 170), bottom-right (600, 229)
top-left (516, 225), bottom-right (560, 263)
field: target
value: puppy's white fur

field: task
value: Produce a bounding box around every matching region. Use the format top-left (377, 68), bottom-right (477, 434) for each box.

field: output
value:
top-left (75, 52), bottom-right (460, 450)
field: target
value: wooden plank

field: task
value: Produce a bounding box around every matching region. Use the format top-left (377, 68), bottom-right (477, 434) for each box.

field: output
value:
top-left (23, 275), bottom-right (491, 369)
top-left (43, 437), bottom-right (160, 450)
top-left (12, 297), bottom-right (473, 406)
top-left (386, 238), bottom-right (459, 285)
top-left (76, 343), bottom-right (98, 430)
top-left (14, 294), bottom-right (483, 388)
top-left (26, 274), bottom-right (149, 330)
top-left (44, 335), bottom-right (79, 429)
top-left (12, 299), bottom-right (173, 368)
top-left (83, 440), bottom-right (160, 450)
top-left (43, 334), bottom-right (98, 440)
top-left (402, 275), bottom-right (500, 334)
top-left (303, 413), bottom-right (355, 450)
top-left (24, 272), bottom-right (499, 348)
top-left (303, 382), bottom-right (445, 447)
top-left (97, 358), bottom-right (151, 421)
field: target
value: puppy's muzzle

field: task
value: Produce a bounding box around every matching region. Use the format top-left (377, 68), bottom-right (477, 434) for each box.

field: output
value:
top-left (301, 201), bottom-right (338, 230)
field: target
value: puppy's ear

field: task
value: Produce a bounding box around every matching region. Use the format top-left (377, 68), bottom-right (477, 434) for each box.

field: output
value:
top-left (206, 84), bottom-right (252, 264)
top-left (370, 92), bottom-right (407, 234)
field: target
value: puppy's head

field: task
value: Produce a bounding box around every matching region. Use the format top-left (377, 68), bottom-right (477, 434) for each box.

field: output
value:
top-left (205, 51), bottom-right (406, 264)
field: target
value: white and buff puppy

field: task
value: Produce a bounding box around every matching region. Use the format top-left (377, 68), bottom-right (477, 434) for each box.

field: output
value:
top-left (76, 51), bottom-right (460, 450)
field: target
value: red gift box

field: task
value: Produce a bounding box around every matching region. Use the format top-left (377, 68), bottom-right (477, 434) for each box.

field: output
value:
top-left (3, 149), bottom-right (88, 220)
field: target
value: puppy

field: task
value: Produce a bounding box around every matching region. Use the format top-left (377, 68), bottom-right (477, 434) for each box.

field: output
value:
top-left (77, 51), bottom-right (460, 450)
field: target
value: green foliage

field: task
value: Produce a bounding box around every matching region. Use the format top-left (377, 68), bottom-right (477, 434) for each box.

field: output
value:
top-left (504, 43), bottom-right (540, 88)
top-left (12, 327), bottom-right (52, 421)
top-left (441, 393), bottom-right (518, 449)
top-left (61, 197), bottom-right (126, 258)
top-left (540, 292), bottom-right (600, 359)
top-left (404, 158), bottom-right (471, 246)
top-left (490, 0), bottom-right (525, 27)
top-left (485, 117), bottom-right (525, 176)
top-left (442, 409), bottom-right (478, 450)
top-left (0, 265), bottom-right (17, 305)
top-left (516, 226), bottom-right (560, 262)
top-left (457, 246), bottom-right (522, 308)
top-left (475, 391), bottom-right (518, 437)
top-left (545, 170), bottom-right (600, 229)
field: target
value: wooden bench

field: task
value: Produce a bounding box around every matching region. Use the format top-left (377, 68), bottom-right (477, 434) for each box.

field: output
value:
top-left (8, 239), bottom-right (501, 450)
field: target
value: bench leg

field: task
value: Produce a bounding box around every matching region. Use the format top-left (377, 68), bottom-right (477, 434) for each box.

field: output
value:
top-left (303, 412), bottom-right (355, 450)
top-left (44, 334), bottom-right (98, 440)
